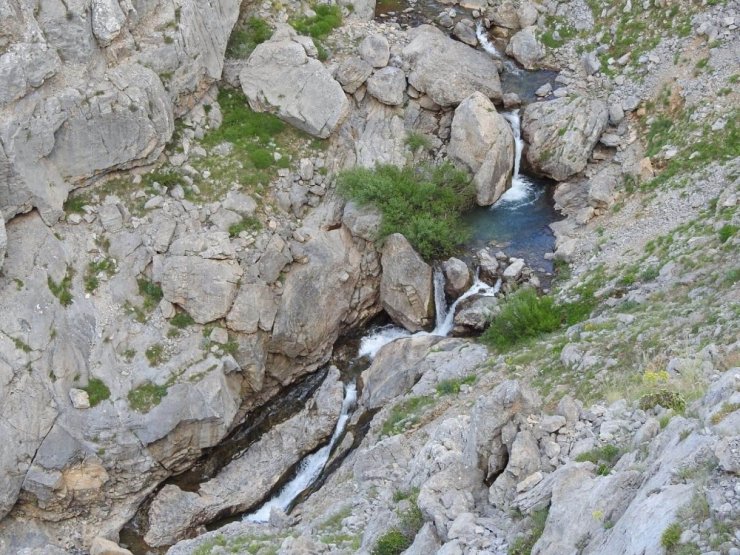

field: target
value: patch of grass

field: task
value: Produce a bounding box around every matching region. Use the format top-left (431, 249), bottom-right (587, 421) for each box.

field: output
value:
top-left (405, 132), bottom-right (431, 151)
top-left (81, 378), bottom-right (111, 407)
top-left (138, 278), bottom-right (163, 311)
top-left (509, 506), bottom-right (549, 555)
top-left (575, 444), bottom-right (621, 475)
top-left (228, 216), bottom-right (262, 237)
top-left (718, 224), bottom-right (737, 243)
top-left (170, 311), bottom-right (195, 329)
top-left (48, 268), bottom-right (74, 306)
top-left (128, 381), bottom-right (169, 413)
top-left (290, 5), bottom-right (342, 39)
top-left (436, 374), bottom-right (476, 395)
top-left (711, 402), bottom-right (739, 425)
top-left (85, 258), bottom-right (116, 293)
top-left (145, 343), bottom-right (167, 366)
top-left (337, 163), bottom-right (475, 260)
top-left (381, 396), bottom-right (435, 436)
top-left (372, 490), bottom-right (424, 555)
top-left (226, 17), bottom-right (272, 59)
top-left (63, 196), bottom-right (87, 214)
top-left (661, 522), bottom-right (682, 551)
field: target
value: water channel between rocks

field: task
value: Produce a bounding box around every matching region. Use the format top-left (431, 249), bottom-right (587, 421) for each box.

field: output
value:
top-left (120, 13), bottom-right (563, 554)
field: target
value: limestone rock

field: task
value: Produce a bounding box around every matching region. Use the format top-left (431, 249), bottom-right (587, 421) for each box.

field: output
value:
top-left (226, 282), bottom-right (277, 333)
top-left (522, 96), bottom-right (608, 181)
top-left (366, 67), bottom-right (406, 106)
top-left (506, 27), bottom-right (544, 69)
top-left (240, 39), bottom-right (349, 138)
top-left (443, 257), bottom-right (472, 298)
top-left (359, 34), bottom-right (390, 68)
top-left (336, 57), bottom-right (373, 94)
top-left (90, 537), bottom-right (133, 555)
top-left (91, 0), bottom-right (126, 46)
top-left (380, 234), bottom-right (434, 332)
top-left (453, 295), bottom-right (499, 332)
top-left (448, 92), bottom-right (514, 206)
top-left (161, 256), bottom-right (242, 324)
top-left (402, 26), bottom-right (502, 107)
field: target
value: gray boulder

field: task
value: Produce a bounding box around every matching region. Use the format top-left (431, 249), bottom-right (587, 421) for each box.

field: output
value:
top-left (522, 96), bottom-right (608, 181)
top-left (161, 256), bottom-right (242, 324)
top-left (442, 257), bottom-right (472, 298)
top-left (506, 27), bottom-right (544, 69)
top-left (380, 234), bottom-right (434, 332)
top-left (448, 92), bottom-right (515, 206)
top-left (359, 34), bottom-right (390, 68)
top-left (240, 39), bottom-right (349, 138)
top-left (402, 25), bottom-right (502, 107)
top-left (91, 0), bottom-right (127, 46)
top-left (366, 67), bottom-right (406, 106)
top-left (336, 57), bottom-right (373, 94)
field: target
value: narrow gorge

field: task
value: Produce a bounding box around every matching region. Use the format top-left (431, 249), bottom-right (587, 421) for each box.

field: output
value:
top-left (0, 0), bottom-right (737, 554)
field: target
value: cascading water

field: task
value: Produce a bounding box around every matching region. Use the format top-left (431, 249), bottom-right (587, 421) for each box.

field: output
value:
top-left (475, 21), bottom-right (521, 74)
top-left (358, 269), bottom-right (501, 359)
top-left (494, 110), bottom-right (543, 207)
top-left (244, 382), bottom-right (358, 523)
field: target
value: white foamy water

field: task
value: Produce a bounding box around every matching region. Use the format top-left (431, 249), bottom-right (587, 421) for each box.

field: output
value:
top-left (476, 22), bottom-right (521, 74)
top-left (495, 110), bottom-right (543, 208)
top-left (244, 381), bottom-right (358, 523)
top-left (357, 270), bottom-right (501, 359)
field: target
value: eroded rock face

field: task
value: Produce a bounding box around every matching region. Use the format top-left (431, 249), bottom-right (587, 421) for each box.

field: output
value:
top-left (144, 368), bottom-right (345, 547)
top-left (380, 234), bottom-right (434, 332)
top-left (448, 92), bottom-right (515, 206)
top-left (522, 95), bottom-right (608, 181)
top-left (402, 25), bottom-right (502, 107)
top-left (240, 34), bottom-right (349, 138)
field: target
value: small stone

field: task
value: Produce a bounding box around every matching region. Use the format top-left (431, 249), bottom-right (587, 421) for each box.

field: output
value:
top-left (516, 471), bottom-right (544, 492)
top-left (540, 414), bottom-right (567, 433)
top-left (535, 82), bottom-right (552, 97)
top-left (209, 327), bottom-right (229, 345)
top-left (69, 388), bottom-right (91, 410)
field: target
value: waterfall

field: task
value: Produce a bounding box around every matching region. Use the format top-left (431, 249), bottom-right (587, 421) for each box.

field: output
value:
top-left (495, 110), bottom-right (541, 207)
top-left (475, 21), bottom-right (522, 74)
top-left (244, 381), bottom-right (358, 523)
top-left (359, 270), bottom-right (501, 358)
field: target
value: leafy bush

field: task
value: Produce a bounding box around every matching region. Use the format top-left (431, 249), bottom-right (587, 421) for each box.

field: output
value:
top-left (128, 382), bottom-right (169, 413)
top-left (226, 17), bottom-right (272, 59)
top-left (291, 5), bottom-right (342, 39)
top-left (718, 224), bottom-right (737, 243)
top-left (81, 378), bottom-right (111, 407)
top-left (575, 444), bottom-right (621, 475)
top-left (405, 132), bottom-right (431, 151)
top-left (639, 390), bottom-right (686, 413)
top-left (373, 490), bottom-right (424, 555)
top-left (661, 522), bottom-right (682, 551)
top-left (138, 278), bottom-right (163, 311)
top-left (509, 506), bottom-right (549, 555)
top-left (373, 530), bottom-right (409, 555)
top-left (337, 163), bottom-right (475, 260)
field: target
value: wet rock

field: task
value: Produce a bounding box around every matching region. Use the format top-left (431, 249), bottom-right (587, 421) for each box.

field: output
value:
top-left (448, 92), bottom-right (514, 206)
top-left (476, 248), bottom-right (500, 284)
top-left (240, 36), bottom-right (349, 138)
top-left (403, 25), bottom-right (502, 107)
top-left (522, 95), bottom-right (608, 181)
top-left (380, 233), bottom-right (434, 332)
top-left (443, 257), bottom-right (472, 298)
top-left (453, 21), bottom-right (478, 46)
top-left (366, 66), bottom-right (406, 106)
top-left (453, 294), bottom-right (499, 333)
top-left (359, 34), bottom-right (390, 68)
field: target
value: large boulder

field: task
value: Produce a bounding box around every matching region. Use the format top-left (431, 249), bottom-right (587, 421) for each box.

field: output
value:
top-left (522, 96), bottom-right (609, 181)
top-left (161, 256), bottom-right (242, 324)
top-left (380, 234), bottom-right (434, 332)
top-left (506, 27), bottom-right (544, 69)
top-left (366, 66), bottom-right (406, 106)
top-left (335, 57), bottom-right (373, 94)
top-left (402, 25), bottom-right (502, 107)
top-left (359, 34), bottom-right (390, 68)
top-left (240, 38), bottom-right (349, 138)
top-left (448, 92), bottom-right (515, 206)
top-left (144, 368), bottom-right (345, 547)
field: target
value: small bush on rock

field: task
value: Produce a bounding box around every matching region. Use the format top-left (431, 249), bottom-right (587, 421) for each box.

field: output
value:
top-left (81, 378), bottom-right (111, 407)
top-left (661, 522), bottom-right (682, 551)
top-left (337, 163), bottom-right (475, 260)
top-left (291, 5), bottom-right (342, 39)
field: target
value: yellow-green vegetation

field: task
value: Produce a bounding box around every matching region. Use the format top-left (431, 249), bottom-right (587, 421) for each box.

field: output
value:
top-left (128, 381), bottom-right (169, 413)
top-left (47, 267), bottom-right (74, 306)
top-left (373, 489), bottom-right (424, 555)
top-left (290, 5), bottom-right (342, 39)
top-left (226, 17), bottom-right (272, 59)
top-left (711, 402), bottom-right (740, 425)
top-left (404, 132), bottom-right (432, 152)
top-left (170, 311), bottom-right (195, 329)
top-left (84, 258), bottom-right (116, 293)
top-left (575, 444), bottom-right (621, 475)
top-left (436, 374), bottom-right (477, 395)
top-left (509, 506), bottom-right (549, 555)
top-left (81, 378), bottom-right (111, 407)
top-left (661, 522), bottom-right (682, 552)
top-left (337, 163), bottom-right (475, 260)
top-left (381, 396), bottom-right (435, 436)
top-left (145, 343), bottom-right (167, 366)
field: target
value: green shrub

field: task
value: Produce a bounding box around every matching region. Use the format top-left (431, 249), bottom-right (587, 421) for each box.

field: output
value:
top-left (405, 132), bottom-right (431, 151)
top-left (291, 5), bottom-right (342, 39)
top-left (145, 343), bottom-right (167, 366)
top-left (226, 17), bottom-right (272, 59)
top-left (718, 224), bottom-right (737, 243)
top-left (128, 382), bottom-right (169, 413)
top-left (138, 278), bottom-right (163, 311)
top-left (509, 506), bottom-right (549, 555)
top-left (170, 311), bottom-right (195, 329)
top-left (248, 148), bottom-right (274, 169)
top-left (639, 390), bottom-right (686, 413)
top-left (203, 90), bottom-right (285, 148)
top-left (337, 163), bottom-right (475, 260)
top-left (481, 288), bottom-right (562, 350)
top-left (436, 375), bottom-right (476, 395)
top-left (81, 378), bottom-right (111, 407)
top-left (64, 196), bottom-right (87, 214)
top-left (575, 444), bottom-right (621, 475)
top-left (373, 530), bottom-right (409, 555)
top-left (228, 216), bottom-right (262, 237)
top-left (373, 490), bottom-right (424, 555)
top-left (661, 522), bottom-right (682, 551)
top-left (85, 258), bottom-right (116, 293)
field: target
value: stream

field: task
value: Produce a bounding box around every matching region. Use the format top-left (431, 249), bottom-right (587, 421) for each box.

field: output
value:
top-left (120, 7), bottom-right (563, 553)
